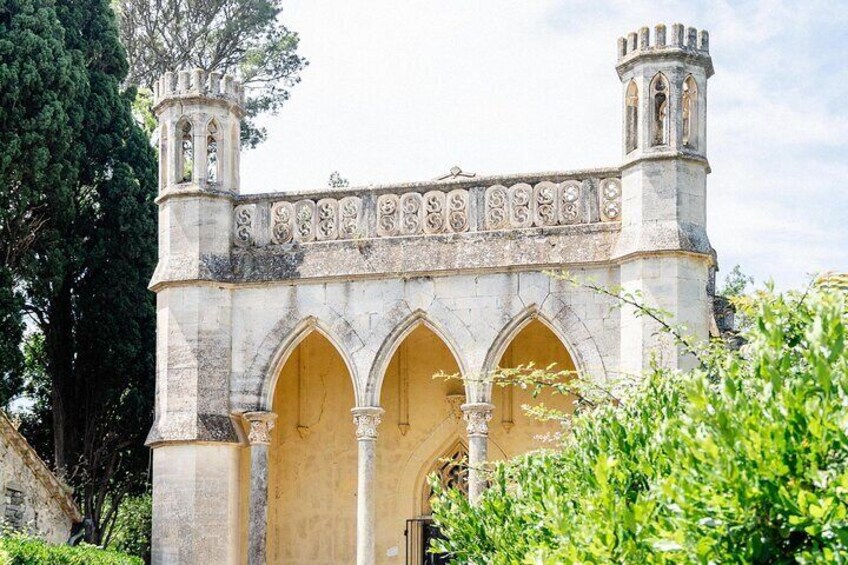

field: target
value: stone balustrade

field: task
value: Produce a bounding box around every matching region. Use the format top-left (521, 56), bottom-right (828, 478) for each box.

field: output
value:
top-left (232, 168), bottom-right (622, 248)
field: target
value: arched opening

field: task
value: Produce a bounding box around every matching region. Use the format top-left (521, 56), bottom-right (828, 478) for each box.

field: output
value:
top-left (376, 324), bottom-right (464, 564)
top-left (490, 319), bottom-right (576, 457)
top-left (406, 440), bottom-right (468, 565)
top-left (625, 80), bottom-right (639, 153)
top-left (176, 118), bottom-right (193, 182)
top-left (159, 124), bottom-right (168, 190)
top-left (263, 331), bottom-right (357, 564)
top-left (682, 75), bottom-right (698, 148)
top-left (650, 73), bottom-right (669, 147)
top-left (206, 119), bottom-right (222, 183)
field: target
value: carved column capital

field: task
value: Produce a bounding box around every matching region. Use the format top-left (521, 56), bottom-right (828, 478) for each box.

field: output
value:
top-left (351, 407), bottom-right (384, 441)
top-left (242, 411), bottom-right (278, 445)
top-left (462, 402), bottom-right (494, 438)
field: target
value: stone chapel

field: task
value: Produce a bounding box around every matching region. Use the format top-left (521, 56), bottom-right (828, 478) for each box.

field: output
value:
top-left (147, 22), bottom-right (716, 565)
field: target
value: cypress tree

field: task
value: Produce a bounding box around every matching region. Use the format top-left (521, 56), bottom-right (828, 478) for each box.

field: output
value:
top-left (4, 0), bottom-right (157, 544)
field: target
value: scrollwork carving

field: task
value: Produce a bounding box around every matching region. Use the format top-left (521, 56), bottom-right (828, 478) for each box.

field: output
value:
top-left (294, 200), bottom-right (316, 242)
top-left (447, 189), bottom-right (469, 233)
top-left (423, 191), bottom-right (446, 234)
top-left (315, 198), bottom-right (338, 241)
top-left (533, 181), bottom-right (559, 227)
top-left (233, 204), bottom-right (254, 247)
top-left (377, 194), bottom-right (400, 237)
top-left (400, 192), bottom-right (423, 235)
top-left (600, 178), bottom-right (622, 221)
top-left (338, 196), bottom-right (362, 239)
top-left (509, 183), bottom-right (533, 228)
top-left (559, 182), bottom-right (581, 224)
top-left (484, 185), bottom-right (508, 230)
top-left (270, 201), bottom-right (294, 244)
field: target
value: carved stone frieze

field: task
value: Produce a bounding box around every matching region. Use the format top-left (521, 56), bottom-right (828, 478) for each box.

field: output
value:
top-left (233, 173), bottom-right (620, 249)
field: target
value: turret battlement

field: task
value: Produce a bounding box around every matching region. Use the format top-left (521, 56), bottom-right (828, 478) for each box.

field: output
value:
top-left (153, 69), bottom-right (245, 111)
top-left (617, 24), bottom-right (711, 72)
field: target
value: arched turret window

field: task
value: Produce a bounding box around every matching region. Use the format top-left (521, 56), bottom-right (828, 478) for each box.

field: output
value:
top-left (159, 124), bottom-right (168, 190)
top-left (682, 75), bottom-right (698, 148)
top-left (206, 119), bottom-right (222, 183)
top-left (625, 81), bottom-right (639, 153)
top-left (650, 73), bottom-right (669, 147)
top-left (177, 118), bottom-right (193, 182)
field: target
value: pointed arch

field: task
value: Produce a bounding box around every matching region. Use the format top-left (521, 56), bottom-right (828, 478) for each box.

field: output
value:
top-left (175, 116), bottom-right (194, 182)
top-left (159, 123), bottom-right (168, 190)
top-left (650, 72), bottom-right (669, 147)
top-left (682, 75), bottom-right (698, 148)
top-left (483, 305), bottom-right (579, 376)
top-left (261, 316), bottom-right (361, 410)
top-left (625, 80), bottom-right (639, 153)
top-left (205, 118), bottom-right (222, 183)
top-left (367, 309), bottom-right (468, 406)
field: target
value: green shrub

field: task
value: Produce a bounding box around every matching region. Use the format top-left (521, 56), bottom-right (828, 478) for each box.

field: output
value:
top-left (432, 285), bottom-right (848, 564)
top-left (107, 494), bottom-right (151, 562)
top-left (0, 534), bottom-right (141, 565)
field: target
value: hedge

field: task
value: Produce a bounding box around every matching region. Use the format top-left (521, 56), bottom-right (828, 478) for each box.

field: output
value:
top-left (0, 535), bottom-right (142, 565)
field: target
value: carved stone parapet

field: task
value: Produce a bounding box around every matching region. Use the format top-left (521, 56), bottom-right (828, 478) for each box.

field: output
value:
top-left (351, 407), bottom-right (384, 441)
top-left (242, 411), bottom-right (278, 445)
top-left (461, 403), bottom-right (494, 438)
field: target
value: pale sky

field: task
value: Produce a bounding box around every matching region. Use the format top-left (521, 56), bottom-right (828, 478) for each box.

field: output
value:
top-left (241, 0), bottom-right (848, 289)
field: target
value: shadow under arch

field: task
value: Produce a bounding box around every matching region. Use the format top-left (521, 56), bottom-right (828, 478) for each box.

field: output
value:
top-left (366, 309), bottom-right (469, 406)
top-left (479, 304), bottom-right (592, 401)
top-left (260, 316), bottom-right (361, 411)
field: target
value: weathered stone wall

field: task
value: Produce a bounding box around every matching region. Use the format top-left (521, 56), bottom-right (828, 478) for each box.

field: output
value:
top-left (0, 417), bottom-right (79, 545)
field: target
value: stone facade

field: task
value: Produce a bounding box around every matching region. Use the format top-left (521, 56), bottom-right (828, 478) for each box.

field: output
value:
top-left (0, 413), bottom-right (81, 544)
top-left (148, 23), bottom-right (716, 564)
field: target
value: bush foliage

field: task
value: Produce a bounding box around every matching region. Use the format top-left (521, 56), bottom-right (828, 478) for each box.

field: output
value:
top-left (432, 284), bottom-right (848, 564)
top-left (0, 534), bottom-right (141, 565)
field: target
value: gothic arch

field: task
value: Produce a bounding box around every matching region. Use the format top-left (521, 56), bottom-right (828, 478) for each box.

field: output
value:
top-left (479, 302), bottom-right (606, 401)
top-left (650, 72), bottom-right (670, 146)
top-left (366, 309), bottom-right (469, 406)
top-left (260, 316), bottom-right (361, 411)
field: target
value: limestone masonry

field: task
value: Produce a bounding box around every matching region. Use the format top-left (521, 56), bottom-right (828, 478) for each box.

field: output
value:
top-left (148, 23), bottom-right (716, 565)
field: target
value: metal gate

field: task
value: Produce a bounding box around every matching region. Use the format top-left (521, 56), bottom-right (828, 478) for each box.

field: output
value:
top-left (405, 518), bottom-right (450, 565)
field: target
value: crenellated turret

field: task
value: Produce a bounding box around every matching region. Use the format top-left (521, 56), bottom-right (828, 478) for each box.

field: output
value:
top-left (613, 23), bottom-right (716, 374)
top-left (153, 69), bottom-right (244, 194)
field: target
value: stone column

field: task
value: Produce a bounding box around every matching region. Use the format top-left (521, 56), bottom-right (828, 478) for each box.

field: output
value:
top-left (243, 411), bottom-right (278, 565)
top-left (462, 402), bottom-right (494, 505)
top-left (352, 406), bottom-right (384, 565)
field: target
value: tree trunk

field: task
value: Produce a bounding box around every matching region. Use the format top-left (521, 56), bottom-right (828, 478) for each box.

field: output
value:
top-left (45, 278), bottom-right (77, 475)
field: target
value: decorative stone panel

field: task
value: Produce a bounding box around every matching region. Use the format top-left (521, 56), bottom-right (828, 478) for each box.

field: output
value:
top-left (233, 171), bottom-right (620, 248)
top-left (599, 178), bottom-right (622, 221)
